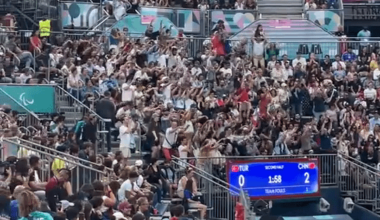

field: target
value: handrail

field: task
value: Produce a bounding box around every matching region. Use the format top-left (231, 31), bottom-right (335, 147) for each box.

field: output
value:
top-left (0, 88), bottom-right (40, 121)
top-left (340, 153), bottom-right (380, 173)
top-left (2, 138), bottom-right (107, 174)
top-left (171, 159), bottom-right (240, 195)
top-left (55, 85), bottom-right (111, 123)
top-left (18, 126), bottom-right (30, 136)
top-left (339, 154), bottom-right (380, 177)
top-left (6, 137), bottom-right (113, 173)
top-left (88, 15), bottom-right (111, 31)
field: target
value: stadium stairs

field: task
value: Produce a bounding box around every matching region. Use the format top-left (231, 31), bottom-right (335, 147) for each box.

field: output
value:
top-left (257, 0), bottom-right (304, 19)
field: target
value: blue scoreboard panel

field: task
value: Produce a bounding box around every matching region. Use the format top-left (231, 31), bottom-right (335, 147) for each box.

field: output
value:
top-left (227, 158), bottom-right (320, 200)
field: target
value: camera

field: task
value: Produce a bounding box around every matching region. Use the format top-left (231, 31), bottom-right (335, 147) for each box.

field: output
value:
top-left (343, 197), bottom-right (354, 213)
top-left (319, 198), bottom-right (330, 212)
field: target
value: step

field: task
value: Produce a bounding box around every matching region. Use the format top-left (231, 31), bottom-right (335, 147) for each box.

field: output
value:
top-left (258, 3), bottom-right (301, 7)
top-left (58, 106), bottom-right (82, 112)
top-left (259, 8), bottom-right (302, 13)
top-left (261, 14), bottom-right (303, 19)
top-left (258, 0), bottom-right (303, 3)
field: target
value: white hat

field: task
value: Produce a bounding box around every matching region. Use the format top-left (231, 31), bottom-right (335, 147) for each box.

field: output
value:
top-left (113, 212), bottom-right (126, 220)
top-left (60, 200), bottom-right (74, 210)
top-left (135, 160), bottom-right (143, 166)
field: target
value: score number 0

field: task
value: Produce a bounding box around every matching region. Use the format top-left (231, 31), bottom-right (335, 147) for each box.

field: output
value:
top-left (237, 172), bottom-right (310, 188)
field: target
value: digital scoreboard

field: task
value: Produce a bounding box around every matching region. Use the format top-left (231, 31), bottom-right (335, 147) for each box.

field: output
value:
top-left (227, 158), bottom-right (320, 200)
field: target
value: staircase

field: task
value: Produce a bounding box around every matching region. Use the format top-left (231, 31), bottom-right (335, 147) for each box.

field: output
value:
top-left (258, 0), bottom-right (303, 19)
top-left (55, 93), bottom-right (83, 129)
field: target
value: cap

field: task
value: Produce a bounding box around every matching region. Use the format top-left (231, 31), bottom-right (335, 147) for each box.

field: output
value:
top-left (60, 200), bottom-right (74, 210)
top-left (135, 160), bottom-right (143, 166)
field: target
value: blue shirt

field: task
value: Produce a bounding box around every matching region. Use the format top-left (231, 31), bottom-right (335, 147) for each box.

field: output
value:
top-left (369, 117), bottom-right (380, 132)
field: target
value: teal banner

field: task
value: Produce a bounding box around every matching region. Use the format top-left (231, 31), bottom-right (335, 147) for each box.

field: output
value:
top-left (0, 86), bottom-right (55, 113)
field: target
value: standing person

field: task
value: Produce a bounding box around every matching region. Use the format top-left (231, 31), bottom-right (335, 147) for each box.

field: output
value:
top-left (252, 24), bottom-right (266, 71)
top-left (96, 91), bottom-right (116, 152)
top-left (119, 115), bottom-right (137, 161)
top-left (162, 121), bottom-right (183, 161)
top-left (357, 27), bottom-right (371, 46)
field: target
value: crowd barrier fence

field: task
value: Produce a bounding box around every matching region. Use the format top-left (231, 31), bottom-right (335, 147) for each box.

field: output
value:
top-left (0, 137), bottom-right (110, 193)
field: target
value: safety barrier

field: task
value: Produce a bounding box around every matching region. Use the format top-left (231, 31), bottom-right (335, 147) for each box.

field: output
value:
top-left (171, 158), bottom-right (241, 220)
top-left (0, 138), bottom-right (110, 193)
top-left (337, 155), bottom-right (380, 213)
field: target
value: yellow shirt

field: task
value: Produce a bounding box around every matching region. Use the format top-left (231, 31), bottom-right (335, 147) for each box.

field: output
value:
top-left (370, 60), bottom-right (378, 70)
top-left (51, 158), bottom-right (65, 176)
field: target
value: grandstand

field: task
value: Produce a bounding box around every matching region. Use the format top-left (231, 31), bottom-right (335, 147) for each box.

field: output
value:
top-left (1, 0), bottom-right (380, 220)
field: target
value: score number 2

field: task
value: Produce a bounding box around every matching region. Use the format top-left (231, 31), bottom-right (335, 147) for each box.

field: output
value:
top-left (304, 172), bottom-right (310, 184)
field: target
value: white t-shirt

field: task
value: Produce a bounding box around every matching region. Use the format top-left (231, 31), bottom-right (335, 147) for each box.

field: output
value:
top-left (292, 57), bottom-right (307, 69)
top-left (332, 61), bottom-right (346, 71)
top-left (163, 127), bottom-right (177, 149)
top-left (20, 73), bottom-right (32, 84)
top-left (118, 179), bottom-right (132, 201)
top-left (133, 175), bottom-right (144, 191)
top-left (163, 84), bottom-right (172, 106)
top-left (120, 125), bottom-right (133, 148)
top-left (191, 67), bottom-right (202, 76)
top-left (253, 40), bottom-right (265, 57)
top-left (122, 83), bottom-right (136, 102)
top-left (364, 88), bottom-right (377, 100)
top-left (178, 144), bottom-right (188, 159)
top-left (158, 54), bottom-right (169, 67)
top-left (373, 68), bottom-right (380, 81)
top-left (235, 2), bottom-right (245, 9)
top-left (67, 73), bottom-right (81, 89)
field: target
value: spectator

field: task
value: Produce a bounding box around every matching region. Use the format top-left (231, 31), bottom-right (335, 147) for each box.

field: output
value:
top-left (304, 0), bottom-right (317, 10)
top-left (17, 190), bottom-right (53, 220)
top-left (4, 35), bottom-right (35, 72)
top-left (96, 91), bottom-right (116, 152)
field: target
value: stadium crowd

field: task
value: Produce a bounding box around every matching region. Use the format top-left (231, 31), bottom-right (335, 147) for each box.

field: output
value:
top-left (1, 6), bottom-right (380, 220)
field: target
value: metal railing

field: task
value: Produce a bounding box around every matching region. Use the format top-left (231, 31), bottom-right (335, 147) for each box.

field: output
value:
top-left (0, 88), bottom-right (40, 127)
top-left (54, 85), bottom-right (110, 153)
top-left (337, 154), bottom-right (380, 213)
top-left (171, 158), bottom-right (240, 220)
top-left (5, 137), bottom-right (113, 172)
top-left (0, 138), bottom-right (109, 193)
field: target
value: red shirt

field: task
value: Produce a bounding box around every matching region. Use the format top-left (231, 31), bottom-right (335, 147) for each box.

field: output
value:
top-left (45, 176), bottom-right (59, 191)
top-left (211, 35), bottom-right (225, 56)
top-left (29, 36), bottom-right (41, 51)
top-left (237, 88), bottom-right (249, 102)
